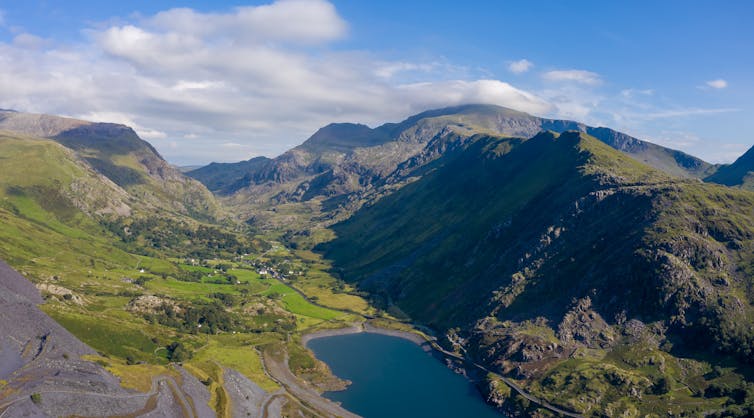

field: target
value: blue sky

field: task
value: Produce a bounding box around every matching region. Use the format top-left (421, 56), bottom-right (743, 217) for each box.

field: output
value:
top-left (0, 1), bottom-right (751, 164)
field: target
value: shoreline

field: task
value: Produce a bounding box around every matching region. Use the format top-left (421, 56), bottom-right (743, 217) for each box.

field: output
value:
top-left (302, 322), bottom-right (431, 352)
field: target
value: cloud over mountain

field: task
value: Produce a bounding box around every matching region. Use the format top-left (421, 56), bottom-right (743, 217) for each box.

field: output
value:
top-left (0, 1), bottom-right (554, 164)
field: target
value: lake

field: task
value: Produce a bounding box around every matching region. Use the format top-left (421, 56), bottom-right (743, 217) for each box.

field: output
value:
top-left (307, 331), bottom-right (505, 418)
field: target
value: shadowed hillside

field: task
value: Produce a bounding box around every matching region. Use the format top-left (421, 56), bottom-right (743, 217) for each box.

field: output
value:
top-left (320, 131), bottom-right (754, 415)
top-left (706, 143), bottom-right (754, 190)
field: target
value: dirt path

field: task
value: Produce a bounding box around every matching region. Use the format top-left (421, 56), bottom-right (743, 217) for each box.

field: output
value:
top-left (0, 375), bottom-right (196, 418)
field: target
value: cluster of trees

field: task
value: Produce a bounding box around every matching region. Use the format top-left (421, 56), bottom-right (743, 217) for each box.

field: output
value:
top-left (166, 342), bottom-right (191, 362)
top-left (142, 300), bottom-right (298, 335)
top-left (102, 218), bottom-right (255, 258)
top-left (209, 292), bottom-right (238, 307)
top-left (143, 301), bottom-right (241, 334)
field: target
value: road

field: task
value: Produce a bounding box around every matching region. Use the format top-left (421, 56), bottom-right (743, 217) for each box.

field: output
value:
top-left (0, 375), bottom-right (197, 418)
top-left (261, 348), bottom-right (360, 418)
top-left (422, 339), bottom-right (583, 417)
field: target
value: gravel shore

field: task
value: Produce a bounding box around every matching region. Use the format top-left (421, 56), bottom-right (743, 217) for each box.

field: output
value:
top-left (302, 322), bottom-right (431, 351)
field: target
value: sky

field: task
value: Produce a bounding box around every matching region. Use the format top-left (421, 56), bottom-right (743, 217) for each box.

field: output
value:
top-left (0, 1), bottom-right (752, 165)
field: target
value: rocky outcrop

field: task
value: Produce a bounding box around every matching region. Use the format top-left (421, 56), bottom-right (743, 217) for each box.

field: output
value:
top-left (127, 295), bottom-right (183, 314)
top-left (556, 297), bottom-right (615, 349)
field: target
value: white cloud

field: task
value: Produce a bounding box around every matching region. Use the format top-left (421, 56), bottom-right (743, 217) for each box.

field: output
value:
top-left (508, 59), bottom-right (533, 74)
top-left (148, 0), bottom-right (347, 45)
top-left (620, 88), bottom-right (653, 98)
top-left (172, 80), bottom-right (226, 91)
top-left (373, 62), bottom-right (438, 79)
top-left (706, 79), bottom-right (728, 89)
top-left (138, 129), bottom-right (168, 140)
top-left (542, 69), bottom-right (602, 85)
top-left (12, 33), bottom-right (48, 49)
top-left (0, 1), bottom-right (560, 164)
top-left (0, 1), bottom-right (739, 165)
top-left (631, 108), bottom-right (739, 120)
top-left (396, 79), bottom-right (552, 116)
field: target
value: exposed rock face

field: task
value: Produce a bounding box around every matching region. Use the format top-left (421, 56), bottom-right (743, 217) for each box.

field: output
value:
top-left (470, 318), bottom-right (565, 379)
top-left (36, 283), bottom-right (85, 305)
top-left (242, 299), bottom-right (289, 316)
top-left (127, 295), bottom-right (183, 314)
top-left (557, 297), bottom-right (615, 349)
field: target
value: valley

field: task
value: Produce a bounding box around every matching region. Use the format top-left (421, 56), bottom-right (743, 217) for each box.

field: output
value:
top-left (3, 104), bottom-right (754, 417)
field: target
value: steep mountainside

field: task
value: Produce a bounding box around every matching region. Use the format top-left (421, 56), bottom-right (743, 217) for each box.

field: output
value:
top-left (321, 131), bottom-right (754, 415)
top-left (706, 143), bottom-right (754, 190)
top-left (0, 110), bottom-right (219, 220)
top-left (188, 105), bottom-right (716, 237)
top-left (0, 132), bottom-right (132, 220)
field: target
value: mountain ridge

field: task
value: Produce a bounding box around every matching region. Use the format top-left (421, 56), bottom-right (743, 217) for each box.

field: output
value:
top-left (0, 110), bottom-right (220, 220)
top-left (188, 104), bottom-right (715, 217)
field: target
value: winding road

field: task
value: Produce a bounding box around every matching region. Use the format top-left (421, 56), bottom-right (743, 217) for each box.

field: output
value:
top-left (0, 375), bottom-right (197, 418)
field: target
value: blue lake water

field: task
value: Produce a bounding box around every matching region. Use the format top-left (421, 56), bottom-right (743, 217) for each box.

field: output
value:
top-left (307, 332), bottom-right (505, 418)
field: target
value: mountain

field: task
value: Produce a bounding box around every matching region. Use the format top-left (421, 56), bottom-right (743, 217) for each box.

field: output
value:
top-left (187, 105), bottom-right (716, 236)
top-left (186, 156), bottom-right (273, 195)
top-left (706, 144), bottom-right (754, 190)
top-left (0, 110), bottom-right (219, 220)
top-left (3, 104), bottom-right (752, 417)
top-left (319, 131), bottom-right (754, 415)
top-left (189, 105), bottom-right (714, 203)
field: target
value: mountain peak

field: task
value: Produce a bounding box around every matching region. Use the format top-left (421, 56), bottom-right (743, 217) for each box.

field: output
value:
top-left (705, 143), bottom-right (754, 189)
top-left (298, 122), bottom-right (392, 153)
top-left (0, 110), bottom-right (91, 138)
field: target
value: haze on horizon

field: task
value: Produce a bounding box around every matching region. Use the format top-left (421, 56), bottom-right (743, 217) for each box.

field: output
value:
top-left (0, 0), bottom-right (751, 165)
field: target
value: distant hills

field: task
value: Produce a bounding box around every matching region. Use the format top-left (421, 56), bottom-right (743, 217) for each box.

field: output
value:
top-left (706, 143), bottom-right (754, 190)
